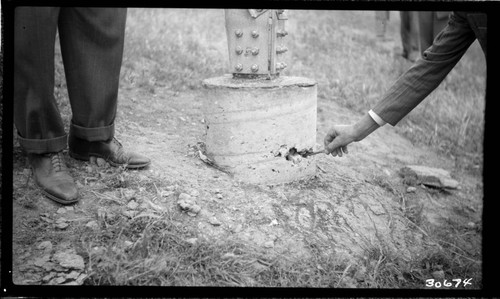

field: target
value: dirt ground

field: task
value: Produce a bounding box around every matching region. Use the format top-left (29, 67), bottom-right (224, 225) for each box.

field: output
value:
top-left (10, 78), bottom-right (483, 286)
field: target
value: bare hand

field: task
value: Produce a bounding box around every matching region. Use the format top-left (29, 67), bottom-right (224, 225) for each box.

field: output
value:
top-left (323, 125), bottom-right (357, 157)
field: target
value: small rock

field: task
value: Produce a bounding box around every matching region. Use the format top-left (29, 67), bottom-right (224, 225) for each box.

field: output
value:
top-left (52, 251), bottom-right (85, 270)
top-left (56, 207), bottom-right (67, 214)
top-left (432, 270), bottom-right (445, 280)
top-left (406, 186), bottom-right (417, 193)
top-left (50, 276), bottom-right (67, 285)
top-left (187, 212), bottom-right (198, 217)
top-left (75, 273), bottom-right (88, 285)
top-left (216, 193), bottom-right (223, 199)
top-left (85, 165), bottom-right (93, 173)
top-left (66, 271), bottom-right (80, 280)
top-left (231, 224), bottom-right (243, 233)
top-left (400, 165), bottom-right (459, 189)
top-left (123, 240), bottom-right (134, 248)
top-left (42, 261), bottom-right (56, 271)
top-left (55, 222), bottom-right (69, 230)
top-left (127, 200), bottom-right (139, 210)
top-left (214, 189), bottom-right (221, 194)
top-left (37, 241), bottom-right (53, 251)
top-left (467, 221), bottom-right (476, 229)
top-left (89, 156), bottom-right (97, 165)
top-left (96, 157), bottom-right (107, 167)
top-left (33, 255), bottom-right (51, 267)
top-left (85, 220), bottom-right (99, 229)
top-left (269, 219), bottom-right (279, 226)
top-left (263, 240), bottom-right (274, 248)
top-left (65, 206), bottom-right (74, 212)
top-left (208, 216), bottom-right (222, 226)
top-left (42, 272), bottom-right (57, 282)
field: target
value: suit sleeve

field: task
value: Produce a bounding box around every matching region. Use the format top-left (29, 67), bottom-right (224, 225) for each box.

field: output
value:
top-left (372, 11), bottom-right (477, 126)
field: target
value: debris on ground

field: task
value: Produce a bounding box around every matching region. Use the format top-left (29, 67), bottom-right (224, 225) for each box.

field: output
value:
top-left (400, 165), bottom-right (459, 189)
top-left (177, 193), bottom-right (202, 217)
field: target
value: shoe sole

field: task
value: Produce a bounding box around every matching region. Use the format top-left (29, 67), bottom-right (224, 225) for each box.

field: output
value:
top-left (33, 181), bottom-right (79, 205)
top-left (69, 151), bottom-right (150, 169)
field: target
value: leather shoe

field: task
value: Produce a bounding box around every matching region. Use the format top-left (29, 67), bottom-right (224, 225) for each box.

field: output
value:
top-left (69, 136), bottom-right (151, 169)
top-left (29, 152), bottom-right (79, 205)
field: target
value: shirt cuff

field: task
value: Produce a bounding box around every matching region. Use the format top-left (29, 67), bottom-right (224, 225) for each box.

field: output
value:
top-left (368, 109), bottom-right (387, 126)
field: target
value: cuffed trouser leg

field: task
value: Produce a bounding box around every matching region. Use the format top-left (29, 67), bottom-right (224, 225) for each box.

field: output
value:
top-left (59, 8), bottom-right (127, 142)
top-left (14, 7), bottom-right (68, 154)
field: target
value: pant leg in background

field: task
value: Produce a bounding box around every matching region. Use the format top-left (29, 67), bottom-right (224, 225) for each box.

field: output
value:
top-left (399, 11), bottom-right (420, 61)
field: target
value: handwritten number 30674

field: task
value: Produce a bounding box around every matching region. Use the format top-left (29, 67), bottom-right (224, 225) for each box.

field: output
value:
top-left (425, 278), bottom-right (472, 288)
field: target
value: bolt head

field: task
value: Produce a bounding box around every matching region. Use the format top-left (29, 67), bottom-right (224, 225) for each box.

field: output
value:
top-left (235, 46), bottom-right (243, 55)
top-left (251, 30), bottom-right (259, 38)
top-left (251, 48), bottom-right (259, 56)
top-left (235, 29), bottom-right (243, 38)
top-left (235, 64), bottom-right (243, 72)
top-left (251, 64), bottom-right (259, 72)
top-left (277, 30), bottom-right (288, 37)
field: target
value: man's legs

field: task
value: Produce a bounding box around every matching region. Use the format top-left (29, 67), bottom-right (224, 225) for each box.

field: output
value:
top-left (14, 7), bottom-right (78, 204)
top-left (58, 8), bottom-right (150, 168)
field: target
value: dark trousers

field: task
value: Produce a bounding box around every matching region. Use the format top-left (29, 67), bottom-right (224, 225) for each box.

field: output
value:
top-left (399, 11), bottom-right (420, 59)
top-left (14, 7), bottom-right (127, 154)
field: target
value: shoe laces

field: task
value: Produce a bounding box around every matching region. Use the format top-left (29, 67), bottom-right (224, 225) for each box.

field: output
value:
top-left (49, 152), bottom-right (68, 172)
top-left (111, 137), bottom-right (128, 162)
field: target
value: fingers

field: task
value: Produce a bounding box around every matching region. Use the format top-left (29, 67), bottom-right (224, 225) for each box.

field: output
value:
top-left (329, 146), bottom-right (348, 157)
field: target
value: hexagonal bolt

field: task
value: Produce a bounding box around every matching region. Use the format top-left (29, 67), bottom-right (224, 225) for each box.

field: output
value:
top-left (276, 46), bottom-right (288, 54)
top-left (251, 64), bottom-right (259, 72)
top-left (235, 29), bottom-right (243, 38)
top-left (276, 62), bottom-right (287, 70)
top-left (235, 64), bottom-right (243, 72)
top-left (251, 48), bottom-right (260, 56)
top-left (277, 30), bottom-right (288, 37)
top-left (251, 30), bottom-right (259, 38)
top-left (235, 46), bottom-right (243, 55)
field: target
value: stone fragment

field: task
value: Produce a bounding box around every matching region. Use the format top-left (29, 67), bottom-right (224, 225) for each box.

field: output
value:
top-left (42, 272), bottom-right (57, 282)
top-left (400, 165), bottom-right (459, 189)
top-left (96, 157), bottom-right (107, 167)
top-left (55, 222), bottom-right (69, 230)
top-left (75, 273), bottom-right (88, 285)
top-left (37, 241), bottom-right (53, 251)
top-left (406, 186), bottom-right (417, 193)
top-left (33, 255), bottom-right (51, 267)
top-left (85, 220), bottom-right (99, 229)
top-left (127, 200), bottom-right (139, 210)
top-left (264, 240), bottom-right (274, 248)
top-left (231, 224), bottom-right (243, 233)
top-left (66, 271), bottom-right (80, 280)
top-left (56, 207), bottom-right (67, 214)
top-left (52, 251), bottom-right (85, 270)
top-left (208, 216), bottom-right (222, 226)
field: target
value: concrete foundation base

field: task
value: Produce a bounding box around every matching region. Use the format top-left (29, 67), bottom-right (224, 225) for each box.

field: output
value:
top-left (202, 75), bottom-right (318, 185)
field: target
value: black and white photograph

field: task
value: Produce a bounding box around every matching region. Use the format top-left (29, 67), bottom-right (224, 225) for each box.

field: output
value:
top-left (1, 2), bottom-right (492, 295)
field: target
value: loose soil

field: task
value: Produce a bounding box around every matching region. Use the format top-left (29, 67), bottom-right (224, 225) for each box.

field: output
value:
top-left (10, 82), bottom-right (483, 286)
